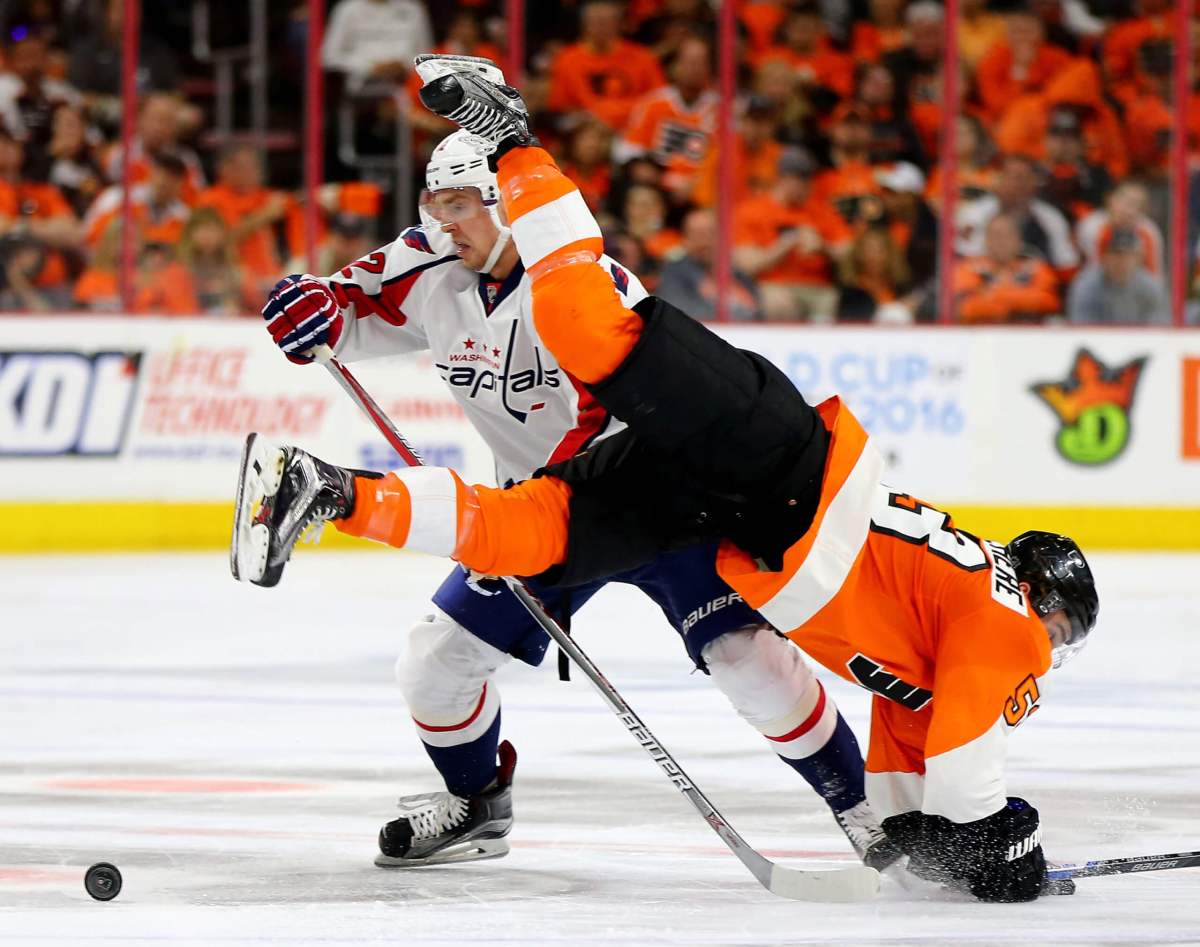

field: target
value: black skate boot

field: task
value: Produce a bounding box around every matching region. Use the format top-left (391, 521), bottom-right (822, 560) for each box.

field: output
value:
top-left (834, 799), bottom-right (904, 872)
top-left (230, 432), bottom-right (371, 588)
top-left (376, 741), bottom-right (517, 868)
top-left (413, 54), bottom-right (534, 152)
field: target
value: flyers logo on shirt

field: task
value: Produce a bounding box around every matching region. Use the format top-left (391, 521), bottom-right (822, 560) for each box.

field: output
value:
top-left (1003, 674), bottom-right (1040, 727)
top-left (1030, 349), bottom-right (1147, 466)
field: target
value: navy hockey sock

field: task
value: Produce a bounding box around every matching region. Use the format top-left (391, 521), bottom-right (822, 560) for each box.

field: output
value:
top-left (421, 712), bottom-right (504, 798)
top-left (778, 711), bottom-right (866, 813)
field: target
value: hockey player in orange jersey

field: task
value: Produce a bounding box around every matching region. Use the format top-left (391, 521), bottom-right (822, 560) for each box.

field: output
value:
top-left (235, 56), bottom-right (1098, 903)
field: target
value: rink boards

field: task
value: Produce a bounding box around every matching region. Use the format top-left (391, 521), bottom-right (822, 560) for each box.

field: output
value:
top-left (1, 316), bottom-right (1197, 551)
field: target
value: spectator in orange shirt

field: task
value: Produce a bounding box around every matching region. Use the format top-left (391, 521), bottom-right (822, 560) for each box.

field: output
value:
top-left (958, 0), bottom-right (1006, 69)
top-left (134, 241), bottom-right (201, 316)
top-left (850, 0), bottom-right (908, 63)
top-left (954, 213), bottom-right (1061, 324)
top-left (0, 125), bottom-right (80, 303)
top-left (753, 3), bottom-right (854, 106)
top-left (733, 147), bottom-right (852, 321)
top-left (1102, 0), bottom-right (1170, 88)
top-left (73, 217), bottom-right (122, 312)
top-left (1037, 107), bottom-right (1112, 225)
top-left (104, 93), bottom-right (205, 203)
top-left (561, 120), bottom-right (614, 213)
top-left (994, 57), bottom-right (1130, 180)
top-left (811, 107), bottom-right (885, 225)
top-left (1117, 39), bottom-right (1187, 176)
top-left (195, 144), bottom-right (290, 300)
top-left (976, 6), bottom-right (1073, 122)
top-left (83, 149), bottom-right (190, 248)
top-left (548, 0), bottom-right (666, 130)
top-left (835, 227), bottom-right (915, 323)
top-left (617, 34), bottom-right (718, 202)
top-left (740, 0), bottom-right (788, 57)
top-left (693, 93), bottom-right (783, 207)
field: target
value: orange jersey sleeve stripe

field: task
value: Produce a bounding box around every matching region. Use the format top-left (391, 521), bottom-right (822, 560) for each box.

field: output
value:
top-left (498, 147), bottom-right (580, 222)
top-left (455, 475), bottom-right (571, 577)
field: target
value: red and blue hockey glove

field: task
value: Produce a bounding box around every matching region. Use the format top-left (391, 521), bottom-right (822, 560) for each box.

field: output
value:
top-left (262, 274), bottom-right (343, 365)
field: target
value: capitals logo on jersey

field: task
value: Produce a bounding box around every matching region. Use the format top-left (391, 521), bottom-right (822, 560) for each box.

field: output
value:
top-left (435, 319), bottom-right (560, 424)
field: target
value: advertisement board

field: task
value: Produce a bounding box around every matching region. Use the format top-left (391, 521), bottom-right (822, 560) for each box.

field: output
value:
top-left (2, 318), bottom-right (1197, 551)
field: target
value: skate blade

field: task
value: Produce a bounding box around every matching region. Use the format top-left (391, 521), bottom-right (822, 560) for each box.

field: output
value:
top-left (414, 54), bottom-right (505, 86)
top-left (230, 432), bottom-right (286, 585)
top-left (374, 837), bottom-right (510, 869)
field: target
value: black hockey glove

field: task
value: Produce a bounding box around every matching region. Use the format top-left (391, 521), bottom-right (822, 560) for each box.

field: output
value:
top-left (881, 798), bottom-right (1048, 902)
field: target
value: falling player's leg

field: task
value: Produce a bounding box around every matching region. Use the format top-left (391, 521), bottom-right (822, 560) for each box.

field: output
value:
top-left (701, 627), bottom-right (899, 870)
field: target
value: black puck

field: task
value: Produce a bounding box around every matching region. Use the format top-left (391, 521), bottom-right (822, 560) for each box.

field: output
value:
top-left (85, 862), bottom-right (122, 901)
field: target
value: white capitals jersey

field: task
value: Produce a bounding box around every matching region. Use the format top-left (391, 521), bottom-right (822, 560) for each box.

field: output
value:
top-left (318, 226), bottom-right (648, 485)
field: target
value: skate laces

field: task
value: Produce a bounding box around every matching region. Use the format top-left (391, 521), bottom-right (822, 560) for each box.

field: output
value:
top-left (398, 792), bottom-right (470, 841)
top-left (299, 502), bottom-right (338, 545)
top-left (835, 800), bottom-right (888, 854)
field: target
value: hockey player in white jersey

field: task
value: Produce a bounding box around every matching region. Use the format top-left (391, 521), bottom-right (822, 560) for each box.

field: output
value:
top-left (258, 122), bottom-right (897, 870)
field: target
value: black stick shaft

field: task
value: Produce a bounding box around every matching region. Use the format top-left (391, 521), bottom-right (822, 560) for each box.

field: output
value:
top-left (1048, 850), bottom-right (1200, 881)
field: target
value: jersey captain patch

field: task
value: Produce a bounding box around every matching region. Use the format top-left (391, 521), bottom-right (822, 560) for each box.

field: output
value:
top-left (984, 540), bottom-right (1029, 616)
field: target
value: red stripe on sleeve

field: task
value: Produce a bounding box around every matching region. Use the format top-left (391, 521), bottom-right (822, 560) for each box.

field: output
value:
top-left (546, 372), bottom-right (608, 466)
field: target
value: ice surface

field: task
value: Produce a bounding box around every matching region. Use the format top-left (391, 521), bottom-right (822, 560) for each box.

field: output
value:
top-left (1, 550), bottom-right (1198, 946)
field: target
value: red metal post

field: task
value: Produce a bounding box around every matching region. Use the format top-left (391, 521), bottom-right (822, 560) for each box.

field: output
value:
top-left (715, 0), bottom-right (736, 322)
top-left (506, 0), bottom-right (525, 85)
top-left (119, 0), bottom-right (139, 311)
top-left (1171, 0), bottom-right (1193, 326)
top-left (305, 0), bottom-right (326, 273)
top-left (937, 0), bottom-right (960, 324)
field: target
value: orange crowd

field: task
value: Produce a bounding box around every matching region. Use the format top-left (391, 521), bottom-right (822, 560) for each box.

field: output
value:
top-left (0, 0), bottom-right (1190, 324)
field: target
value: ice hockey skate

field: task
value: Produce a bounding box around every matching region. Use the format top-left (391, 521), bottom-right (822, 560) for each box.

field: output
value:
top-left (414, 53), bottom-right (533, 148)
top-left (376, 741), bottom-right (517, 868)
top-left (834, 799), bottom-right (903, 872)
top-left (230, 433), bottom-right (363, 588)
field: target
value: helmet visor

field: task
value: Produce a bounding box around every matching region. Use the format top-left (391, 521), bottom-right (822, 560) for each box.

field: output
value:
top-left (1037, 590), bottom-right (1091, 668)
top-left (419, 187), bottom-right (490, 225)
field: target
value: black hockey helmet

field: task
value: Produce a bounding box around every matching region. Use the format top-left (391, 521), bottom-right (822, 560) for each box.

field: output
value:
top-left (1006, 531), bottom-right (1098, 668)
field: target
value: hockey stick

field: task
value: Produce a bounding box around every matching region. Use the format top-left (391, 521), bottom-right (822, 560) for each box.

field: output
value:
top-left (313, 346), bottom-right (880, 903)
top-left (1047, 850), bottom-right (1200, 884)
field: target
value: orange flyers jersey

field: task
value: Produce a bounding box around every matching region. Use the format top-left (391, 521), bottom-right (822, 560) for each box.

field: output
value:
top-left (617, 86), bottom-right (720, 192)
top-left (716, 398), bottom-right (1051, 823)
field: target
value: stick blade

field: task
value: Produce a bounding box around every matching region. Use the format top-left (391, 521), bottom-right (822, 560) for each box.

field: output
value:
top-left (767, 864), bottom-right (880, 902)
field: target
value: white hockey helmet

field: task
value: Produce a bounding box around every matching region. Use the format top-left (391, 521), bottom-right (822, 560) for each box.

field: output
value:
top-left (420, 130), bottom-right (511, 272)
